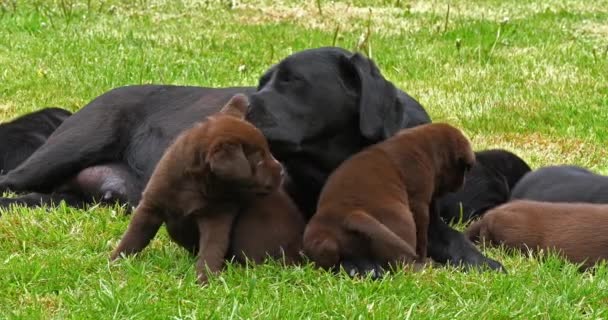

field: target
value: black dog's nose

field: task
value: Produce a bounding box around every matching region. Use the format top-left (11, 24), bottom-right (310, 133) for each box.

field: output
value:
top-left (246, 95), bottom-right (278, 128)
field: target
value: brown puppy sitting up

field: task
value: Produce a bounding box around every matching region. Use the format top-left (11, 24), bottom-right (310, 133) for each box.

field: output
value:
top-left (303, 123), bottom-right (475, 273)
top-left (110, 94), bottom-right (305, 284)
top-left (466, 200), bottom-right (608, 269)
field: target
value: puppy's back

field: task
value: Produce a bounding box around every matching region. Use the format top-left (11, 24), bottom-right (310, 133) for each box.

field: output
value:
top-left (230, 189), bottom-right (305, 265)
top-left (467, 200), bottom-right (608, 267)
top-left (511, 165), bottom-right (608, 203)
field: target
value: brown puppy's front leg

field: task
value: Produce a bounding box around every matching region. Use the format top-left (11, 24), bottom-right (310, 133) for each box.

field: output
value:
top-left (195, 209), bottom-right (238, 285)
top-left (409, 201), bottom-right (430, 261)
top-left (110, 202), bottom-right (163, 260)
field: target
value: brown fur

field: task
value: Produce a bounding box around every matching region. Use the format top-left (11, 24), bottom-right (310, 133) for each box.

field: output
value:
top-left (466, 200), bottom-right (608, 268)
top-left (110, 94), bottom-right (304, 284)
top-left (303, 123), bottom-right (475, 271)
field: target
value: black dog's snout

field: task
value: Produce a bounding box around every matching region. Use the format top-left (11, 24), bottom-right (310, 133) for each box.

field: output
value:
top-left (246, 95), bottom-right (279, 128)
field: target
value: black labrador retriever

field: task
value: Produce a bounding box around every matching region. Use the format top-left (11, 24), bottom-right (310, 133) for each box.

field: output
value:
top-left (437, 149), bottom-right (531, 223)
top-left (0, 107), bottom-right (72, 175)
top-left (0, 46), bottom-right (502, 272)
top-left (511, 165), bottom-right (608, 203)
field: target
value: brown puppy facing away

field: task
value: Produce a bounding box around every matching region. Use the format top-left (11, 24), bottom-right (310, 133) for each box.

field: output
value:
top-left (303, 123), bottom-right (475, 272)
top-left (110, 94), bottom-right (305, 284)
top-left (466, 200), bottom-right (608, 269)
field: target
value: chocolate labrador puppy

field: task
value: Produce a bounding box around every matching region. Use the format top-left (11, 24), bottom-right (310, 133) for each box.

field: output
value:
top-left (111, 94), bottom-right (304, 284)
top-left (0, 107), bottom-right (71, 174)
top-left (304, 123), bottom-right (475, 272)
top-left (0, 47), bottom-right (501, 272)
top-left (437, 149), bottom-right (531, 223)
top-left (511, 165), bottom-right (608, 204)
top-left (466, 200), bottom-right (608, 269)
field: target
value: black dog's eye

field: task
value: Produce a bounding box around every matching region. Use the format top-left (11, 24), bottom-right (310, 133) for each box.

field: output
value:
top-left (257, 67), bottom-right (276, 90)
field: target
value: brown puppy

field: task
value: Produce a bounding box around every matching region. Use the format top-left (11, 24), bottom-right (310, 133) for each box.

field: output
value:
top-left (110, 94), bottom-right (304, 284)
top-left (229, 188), bottom-right (304, 265)
top-left (466, 200), bottom-right (608, 269)
top-left (303, 123), bottom-right (475, 271)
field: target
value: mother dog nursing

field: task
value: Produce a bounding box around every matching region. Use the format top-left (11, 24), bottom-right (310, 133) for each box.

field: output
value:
top-left (0, 47), bottom-right (502, 273)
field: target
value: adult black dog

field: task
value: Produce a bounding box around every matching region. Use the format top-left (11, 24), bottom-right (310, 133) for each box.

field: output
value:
top-left (511, 165), bottom-right (608, 203)
top-left (0, 107), bottom-right (72, 174)
top-left (437, 149), bottom-right (531, 223)
top-left (0, 46), bottom-right (502, 272)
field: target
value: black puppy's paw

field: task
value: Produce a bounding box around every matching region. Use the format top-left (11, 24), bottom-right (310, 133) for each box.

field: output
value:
top-left (339, 258), bottom-right (385, 279)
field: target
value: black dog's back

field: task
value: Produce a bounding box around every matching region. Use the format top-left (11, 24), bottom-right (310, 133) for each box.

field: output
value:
top-left (437, 149), bottom-right (531, 222)
top-left (0, 107), bottom-right (72, 173)
top-left (511, 165), bottom-right (608, 203)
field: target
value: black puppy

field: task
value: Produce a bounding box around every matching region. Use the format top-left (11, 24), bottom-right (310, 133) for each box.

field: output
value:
top-left (437, 149), bottom-right (531, 223)
top-left (0, 107), bottom-right (71, 174)
top-left (511, 165), bottom-right (608, 203)
top-left (0, 47), bottom-right (501, 272)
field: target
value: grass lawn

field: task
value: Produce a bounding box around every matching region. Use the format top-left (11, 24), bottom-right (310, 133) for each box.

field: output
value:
top-left (1, 0), bottom-right (608, 318)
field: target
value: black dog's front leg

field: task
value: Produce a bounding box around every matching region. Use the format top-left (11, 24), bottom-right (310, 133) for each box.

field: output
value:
top-left (427, 201), bottom-right (505, 272)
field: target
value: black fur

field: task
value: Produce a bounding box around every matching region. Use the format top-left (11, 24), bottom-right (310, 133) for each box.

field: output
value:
top-left (437, 149), bottom-right (531, 223)
top-left (0, 107), bottom-right (71, 174)
top-left (0, 46), bottom-right (502, 272)
top-left (511, 165), bottom-right (608, 203)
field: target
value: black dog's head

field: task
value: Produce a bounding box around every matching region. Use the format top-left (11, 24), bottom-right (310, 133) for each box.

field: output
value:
top-left (246, 47), bottom-right (430, 215)
top-left (475, 149), bottom-right (531, 190)
top-left (437, 163), bottom-right (510, 223)
top-left (437, 149), bottom-right (531, 223)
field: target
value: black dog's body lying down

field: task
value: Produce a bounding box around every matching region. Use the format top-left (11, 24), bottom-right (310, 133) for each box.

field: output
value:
top-left (437, 149), bottom-right (531, 223)
top-left (0, 47), bottom-right (502, 272)
top-left (0, 107), bottom-right (72, 174)
top-left (511, 165), bottom-right (608, 204)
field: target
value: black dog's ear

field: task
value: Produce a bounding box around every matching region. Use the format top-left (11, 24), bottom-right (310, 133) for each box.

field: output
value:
top-left (340, 53), bottom-right (405, 141)
top-left (207, 142), bottom-right (252, 180)
top-left (220, 94), bottom-right (249, 119)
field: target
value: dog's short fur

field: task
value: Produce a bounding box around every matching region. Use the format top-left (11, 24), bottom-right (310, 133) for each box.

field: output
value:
top-left (1, 47), bottom-right (501, 272)
top-left (466, 200), bottom-right (608, 268)
top-left (511, 165), bottom-right (608, 204)
top-left (303, 123), bottom-right (475, 271)
top-left (110, 94), bottom-right (304, 284)
top-left (437, 149), bottom-right (531, 223)
top-left (0, 107), bottom-right (71, 174)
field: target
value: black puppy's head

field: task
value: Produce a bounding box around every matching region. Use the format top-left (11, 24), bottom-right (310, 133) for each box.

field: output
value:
top-left (246, 47), bottom-right (426, 212)
top-left (437, 164), bottom-right (510, 223)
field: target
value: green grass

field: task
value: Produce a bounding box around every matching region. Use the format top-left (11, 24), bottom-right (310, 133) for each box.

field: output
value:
top-left (1, 0), bottom-right (608, 318)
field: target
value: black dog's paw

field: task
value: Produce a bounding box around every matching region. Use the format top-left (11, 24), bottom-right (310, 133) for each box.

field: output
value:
top-left (0, 176), bottom-right (15, 195)
top-left (339, 258), bottom-right (385, 279)
top-left (446, 249), bottom-right (507, 273)
top-left (0, 197), bottom-right (14, 210)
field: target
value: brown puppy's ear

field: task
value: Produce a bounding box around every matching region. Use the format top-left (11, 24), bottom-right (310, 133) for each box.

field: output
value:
top-left (220, 94), bottom-right (250, 119)
top-left (339, 52), bottom-right (405, 142)
top-left (207, 142), bottom-right (252, 180)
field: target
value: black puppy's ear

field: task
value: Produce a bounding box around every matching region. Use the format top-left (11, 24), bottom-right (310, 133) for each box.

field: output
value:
top-left (207, 142), bottom-right (252, 180)
top-left (220, 94), bottom-right (250, 119)
top-left (341, 53), bottom-right (405, 141)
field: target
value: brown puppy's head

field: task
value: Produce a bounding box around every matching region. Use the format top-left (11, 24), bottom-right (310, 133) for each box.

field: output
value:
top-left (205, 94), bottom-right (284, 196)
top-left (433, 123), bottom-right (476, 195)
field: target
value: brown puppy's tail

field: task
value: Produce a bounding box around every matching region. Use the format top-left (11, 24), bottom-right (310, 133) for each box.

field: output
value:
top-left (303, 222), bottom-right (341, 270)
top-left (344, 210), bottom-right (418, 265)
